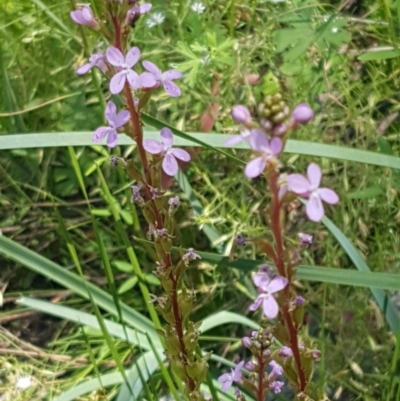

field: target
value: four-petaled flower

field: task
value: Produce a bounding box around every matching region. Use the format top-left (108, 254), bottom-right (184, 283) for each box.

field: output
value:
top-left (106, 46), bottom-right (141, 94)
top-left (77, 53), bottom-right (108, 75)
top-left (70, 5), bottom-right (99, 29)
top-left (245, 131), bottom-right (283, 178)
top-left (92, 101), bottom-right (130, 148)
top-left (146, 12), bottom-right (165, 28)
top-left (143, 127), bottom-right (190, 176)
top-left (224, 128), bottom-right (261, 147)
top-left (249, 274), bottom-right (288, 319)
top-left (218, 361), bottom-right (244, 392)
top-left (287, 163), bottom-right (339, 222)
top-left (141, 61), bottom-right (183, 97)
top-left (182, 248), bottom-right (201, 263)
top-left (126, 2), bottom-right (152, 24)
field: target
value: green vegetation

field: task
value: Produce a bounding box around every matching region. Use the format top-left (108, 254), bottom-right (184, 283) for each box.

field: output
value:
top-left (1, 0), bottom-right (400, 400)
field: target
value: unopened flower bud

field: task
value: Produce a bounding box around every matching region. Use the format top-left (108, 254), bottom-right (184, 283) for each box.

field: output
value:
top-left (294, 296), bottom-right (305, 306)
top-left (279, 346), bottom-right (293, 358)
top-left (245, 361), bottom-right (255, 371)
top-left (292, 103), bottom-right (314, 124)
top-left (242, 336), bottom-right (252, 348)
top-left (232, 105), bottom-right (252, 125)
top-left (273, 122), bottom-right (288, 136)
top-left (298, 232), bottom-right (313, 246)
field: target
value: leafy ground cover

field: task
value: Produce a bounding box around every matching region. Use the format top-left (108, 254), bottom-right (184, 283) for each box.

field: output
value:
top-left (1, 0), bottom-right (400, 400)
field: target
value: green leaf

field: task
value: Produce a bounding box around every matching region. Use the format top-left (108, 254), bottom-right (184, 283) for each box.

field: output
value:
top-left (347, 186), bottom-right (384, 199)
top-left (358, 48), bottom-right (400, 61)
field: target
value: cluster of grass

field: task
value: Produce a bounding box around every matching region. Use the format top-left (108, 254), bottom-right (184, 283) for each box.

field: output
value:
top-left (1, 0), bottom-right (400, 400)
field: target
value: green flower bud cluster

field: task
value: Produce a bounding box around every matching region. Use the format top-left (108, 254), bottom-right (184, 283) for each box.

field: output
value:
top-left (257, 92), bottom-right (290, 129)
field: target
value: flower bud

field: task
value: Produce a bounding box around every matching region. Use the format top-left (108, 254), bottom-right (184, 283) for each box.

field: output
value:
top-left (242, 336), bottom-right (252, 348)
top-left (231, 105), bottom-right (252, 125)
top-left (292, 103), bottom-right (314, 124)
top-left (245, 361), bottom-right (255, 371)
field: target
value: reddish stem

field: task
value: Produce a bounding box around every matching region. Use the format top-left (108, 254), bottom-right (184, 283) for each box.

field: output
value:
top-left (257, 357), bottom-right (265, 401)
top-left (111, 14), bottom-right (196, 393)
top-left (269, 170), bottom-right (307, 392)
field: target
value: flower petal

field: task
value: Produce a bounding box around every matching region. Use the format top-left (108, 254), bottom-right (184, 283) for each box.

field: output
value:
top-left (233, 361), bottom-right (244, 381)
top-left (249, 295), bottom-right (263, 311)
top-left (224, 135), bottom-right (243, 146)
top-left (142, 60), bottom-right (161, 78)
top-left (143, 139), bottom-right (163, 154)
top-left (110, 71), bottom-right (126, 94)
top-left (140, 72), bottom-right (158, 88)
top-left (125, 47), bottom-right (141, 68)
top-left (220, 378), bottom-right (233, 392)
top-left (248, 130), bottom-right (269, 152)
top-left (162, 154), bottom-right (179, 176)
top-left (306, 193), bottom-right (324, 222)
top-left (245, 157), bottom-right (266, 178)
top-left (92, 127), bottom-right (109, 143)
top-left (76, 62), bottom-right (93, 75)
top-left (106, 129), bottom-right (119, 148)
top-left (81, 6), bottom-right (93, 23)
top-left (126, 70), bottom-right (140, 89)
top-left (307, 163), bottom-right (322, 189)
top-left (105, 101), bottom-right (117, 123)
top-left (218, 373), bottom-right (231, 383)
top-left (287, 174), bottom-right (311, 195)
top-left (163, 80), bottom-right (181, 97)
top-left (318, 188), bottom-right (339, 204)
top-left (266, 276), bottom-right (288, 293)
top-left (171, 148), bottom-right (191, 162)
top-left (70, 10), bottom-right (83, 24)
top-left (160, 127), bottom-right (173, 148)
top-left (270, 137), bottom-right (283, 155)
top-left (139, 3), bottom-right (152, 14)
top-left (106, 46), bottom-right (124, 67)
top-left (162, 70), bottom-right (182, 81)
top-left (114, 110), bottom-right (130, 128)
top-left (262, 295), bottom-right (279, 319)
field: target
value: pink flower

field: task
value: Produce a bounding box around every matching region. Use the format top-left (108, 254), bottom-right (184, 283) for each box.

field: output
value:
top-left (249, 274), bottom-right (288, 319)
top-left (292, 103), bottom-right (314, 124)
top-left (245, 131), bottom-right (283, 178)
top-left (143, 128), bottom-right (190, 176)
top-left (231, 104), bottom-right (252, 125)
top-left (77, 53), bottom-right (107, 75)
top-left (287, 163), bottom-right (339, 222)
top-left (224, 128), bottom-right (261, 147)
top-left (92, 102), bottom-right (130, 148)
top-left (218, 361), bottom-right (244, 392)
top-left (126, 2), bottom-right (152, 24)
top-left (106, 46), bottom-right (141, 94)
top-left (140, 61), bottom-right (182, 97)
top-left (70, 5), bottom-right (99, 29)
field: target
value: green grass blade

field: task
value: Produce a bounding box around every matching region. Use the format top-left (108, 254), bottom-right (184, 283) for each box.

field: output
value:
top-left (200, 311), bottom-right (259, 332)
top-left (2, 132), bottom-right (400, 170)
top-left (321, 216), bottom-right (400, 334)
top-left (16, 297), bottom-right (160, 350)
top-left (0, 235), bottom-right (159, 346)
top-left (52, 351), bottom-right (161, 401)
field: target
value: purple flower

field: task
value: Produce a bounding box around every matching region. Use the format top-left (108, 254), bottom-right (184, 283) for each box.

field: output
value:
top-left (92, 101), bottom-right (130, 148)
top-left (224, 128), bottom-right (261, 147)
top-left (218, 361), bottom-right (244, 392)
top-left (298, 232), bottom-right (313, 246)
top-left (294, 295), bottom-right (305, 306)
top-left (279, 346), bottom-right (293, 358)
top-left (292, 103), bottom-right (314, 125)
top-left (245, 132), bottom-right (283, 178)
top-left (242, 336), bottom-right (252, 348)
top-left (270, 380), bottom-right (284, 394)
top-left (126, 2), bottom-right (152, 24)
top-left (143, 127), bottom-right (190, 176)
top-left (269, 360), bottom-right (283, 378)
top-left (106, 46), bottom-right (141, 94)
top-left (77, 53), bottom-right (108, 75)
top-left (182, 248), bottom-right (201, 263)
top-left (70, 5), bottom-right (99, 29)
top-left (140, 61), bottom-right (182, 97)
top-left (231, 105), bottom-right (252, 125)
top-left (287, 163), bottom-right (339, 222)
top-left (245, 361), bottom-right (255, 371)
top-left (249, 275), bottom-right (288, 319)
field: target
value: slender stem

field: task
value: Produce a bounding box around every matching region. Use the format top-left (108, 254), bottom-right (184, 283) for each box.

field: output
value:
top-left (268, 170), bottom-right (307, 392)
top-left (257, 357), bottom-right (265, 401)
top-left (111, 15), bottom-right (196, 394)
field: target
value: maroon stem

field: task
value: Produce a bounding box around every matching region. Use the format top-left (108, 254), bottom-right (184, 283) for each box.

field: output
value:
top-left (257, 357), bottom-right (265, 401)
top-left (269, 170), bottom-right (307, 392)
top-left (111, 14), bottom-right (196, 393)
